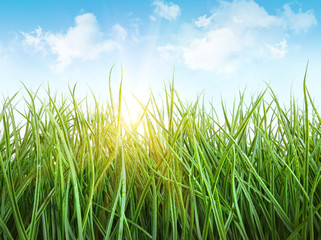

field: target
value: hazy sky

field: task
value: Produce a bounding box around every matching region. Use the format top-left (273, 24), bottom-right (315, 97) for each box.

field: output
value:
top-left (0, 0), bottom-right (320, 109)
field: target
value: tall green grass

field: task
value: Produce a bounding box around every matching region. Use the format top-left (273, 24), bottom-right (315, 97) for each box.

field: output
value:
top-left (1, 73), bottom-right (321, 239)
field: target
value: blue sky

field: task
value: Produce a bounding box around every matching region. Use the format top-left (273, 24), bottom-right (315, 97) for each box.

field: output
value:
top-left (0, 0), bottom-right (321, 111)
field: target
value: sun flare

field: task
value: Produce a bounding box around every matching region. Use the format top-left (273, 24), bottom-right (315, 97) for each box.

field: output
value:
top-left (122, 97), bottom-right (145, 125)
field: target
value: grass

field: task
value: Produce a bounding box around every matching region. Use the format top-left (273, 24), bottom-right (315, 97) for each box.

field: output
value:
top-left (1, 71), bottom-right (321, 239)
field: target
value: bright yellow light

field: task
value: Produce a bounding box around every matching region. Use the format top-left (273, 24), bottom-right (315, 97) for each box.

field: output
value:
top-left (123, 99), bottom-right (141, 123)
top-left (121, 95), bottom-right (147, 134)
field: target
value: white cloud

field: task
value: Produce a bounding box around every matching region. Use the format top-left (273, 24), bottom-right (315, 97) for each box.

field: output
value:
top-left (21, 26), bottom-right (46, 53)
top-left (282, 4), bottom-right (317, 33)
top-left (183, 28), bottom-right (243, 73)
top-left (267, 39), bottom-right (287, 58)
top-left (112, 24), bottom-right (127, 40)
top-left (157, 44), bottom-right (177, 61)
top-left (153, 1), bottom-right (181, 21)
top-left (216, 0), bottom-right (280, 28)
top-left (22, 13), bottom-right (120, 71)
top-left (130, 17), bottom-right (142, 42)
top-left (194, 14), bottom-right (214, 28)
top-left (179, 0), bottom-right (316, 73)
top-left (150, 15), bottom-right (156, 21)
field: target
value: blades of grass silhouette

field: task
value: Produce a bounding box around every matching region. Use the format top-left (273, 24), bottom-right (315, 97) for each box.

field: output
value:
top-left (254, 126), bottom-right (309, 199)
top-left (45, 102), bottom-right (83, 240)
top-left (25, 88), bottom-right (42, 240)
top-left (221, 127), bottom-right (293, 232)
top-left (188, 166), bottom-right (202, 240)
top-left (7, 103), bottom-right (23, 177)
top-left (94, 202), bottom-right (153, 239)
top-left (221, 99), bottom-right (231, 133)
top-left (302, 64), bottom-right (311, 239)
top-left (201, 203), bottom-right (212, 239)
top-left (286, 220), bottom-right (307, 240)
top-left (230, 146), bottom-right (248, 239)
top-left (118, 144), bottom-right (127, 240)
top-left (0, 115), bottom-right (28, 240)
top-left (211, 90), bottom-right (266, 190)
top-left (1, 71), bottom-right (321, 238)
top-left (64, 172), bottom-right (72, 240)
top-left (104, 179), bottom-right (121, 239)
top-left (234, 172), bottom-right (264, 238)
top-left (35, 188), bottom-right (55, 222)
top-left (190, 132), bottom-right (226, 239)
top-left (0, 215), bottom-right (14, 240)
top-left (152, 178), bottom-right (157, 240)
top-left (0, 172), bottom-right (34, 227)
top-left (268, 85), bottom-right (302, 229)
top-left (132, 157), bottom-right (165, 224)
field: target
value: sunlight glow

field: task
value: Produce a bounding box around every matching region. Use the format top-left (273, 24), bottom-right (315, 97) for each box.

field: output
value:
top-left (122, 97), bottom-right (144, 125)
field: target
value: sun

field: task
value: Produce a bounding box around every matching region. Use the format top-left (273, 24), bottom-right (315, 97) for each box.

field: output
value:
top-left (121, 95), bottom-right (146, 128)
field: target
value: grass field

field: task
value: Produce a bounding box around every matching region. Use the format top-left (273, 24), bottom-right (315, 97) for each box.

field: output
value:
top-left (1, 71), bottom-right (321, 239)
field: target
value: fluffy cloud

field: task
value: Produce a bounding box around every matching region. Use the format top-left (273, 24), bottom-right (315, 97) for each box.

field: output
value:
top-left (22, 13), bottom-right (124, 70)
top-left (150, 15), bottom-right (156, 21)
top-left (266, 39), bottom-right (287, 58)
top-left (22, 27), bottom-right (47, 53)
top-left (157, 44), bottom-right (177, 61)
top-left (212, 0), bottom-right (280, 29)
top-left (153, 1), bottom-right (181, 21)
top-left (181, 0), bottom-right (317, 73)
top-left (112, 24), bottom-right (128, 40)
top-left (183, 28), bottom-right (243, 73)
top-left (194, 14), bottom-right (215, 28)
top-left (282, 4), bottom-right (317, 33)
